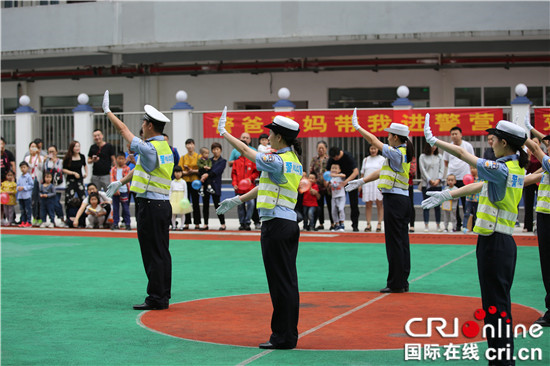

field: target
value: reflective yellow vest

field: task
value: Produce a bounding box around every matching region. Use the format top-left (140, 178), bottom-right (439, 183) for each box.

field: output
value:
top-left (130, 140), bottom-right (173, 195)
top-left (536, 172), bottom-right (550, 214)
top-left (474, 159), bottom-right (524, 236)
top-left (377, 146), bottom-right (410, 190)
top-left (256, 151), bottom-right (302, 210)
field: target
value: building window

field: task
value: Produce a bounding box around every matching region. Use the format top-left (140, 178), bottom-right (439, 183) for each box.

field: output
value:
top-left (526, 86), bottom-right (544, 106)
top-left (455, 88), bottom-right (482, 107)
top-left (234, 101), bottom-right (308, 110)
top-left (328, 87), bottom-right (430, 108)
top-left (484, 87), bottom-right (510, 106)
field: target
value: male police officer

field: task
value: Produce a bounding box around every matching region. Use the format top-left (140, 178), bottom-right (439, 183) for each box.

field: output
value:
top-left (103, 90), bottom-right (174, 310)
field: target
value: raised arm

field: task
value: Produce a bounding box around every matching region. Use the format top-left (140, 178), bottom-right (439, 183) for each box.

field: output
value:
top-left (217, 107), bottom-right (258, 162)
top-left (103, 90), bottom-right (135, 144)
top-left (351, 108), bottom-right (385, 152)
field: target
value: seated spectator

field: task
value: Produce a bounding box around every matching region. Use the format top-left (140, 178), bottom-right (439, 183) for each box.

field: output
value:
top-left (72, 183), bottom-right (112, 228)
top-left (85, 192), bottom-right (107, 229)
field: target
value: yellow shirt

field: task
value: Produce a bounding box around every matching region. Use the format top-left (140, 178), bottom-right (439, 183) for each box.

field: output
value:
top-left (1, 181), bottom-right (17, 205)
top-left (179, 152), bottom-right (199, 182)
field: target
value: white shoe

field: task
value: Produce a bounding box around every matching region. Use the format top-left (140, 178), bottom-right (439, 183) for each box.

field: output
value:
top-left (424, 228), bottom-right (429, 232)
top-left (56, 221), bottom-right (68, 228)
top-left (40, 222), bottom-right (48, 228)
top-left (86, 225), bottom-right (94, 229)
top-left (47, 222), bottom-right (54, 228)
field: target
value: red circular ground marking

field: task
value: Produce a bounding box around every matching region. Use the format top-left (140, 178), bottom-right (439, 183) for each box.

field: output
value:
top-left (139, 292), bottom-right (541, 350)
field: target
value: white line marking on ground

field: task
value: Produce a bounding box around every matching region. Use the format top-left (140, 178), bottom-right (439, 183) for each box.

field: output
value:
top-left (234, 248), bottom-right (476, 365)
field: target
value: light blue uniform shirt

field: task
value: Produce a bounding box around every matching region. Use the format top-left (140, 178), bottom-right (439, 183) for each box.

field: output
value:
top-left (541, 155), bottom-right (550, 175)
top-left (255, 147), bottom-right (299, 221)
top-left (380, 144), bottom-right (409, 197)
top-left (476, 154), bottom-right (519, 203)
top-left (130, 135), bottom-right (170, 200)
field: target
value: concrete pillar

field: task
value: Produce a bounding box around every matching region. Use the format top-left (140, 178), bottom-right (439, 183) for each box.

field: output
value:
top-left (511, 83), bottom-right (532, 133)
top-left (14, 95), bottom-right (36, 167)
top-left (170, 90), bottom-right (194, 162)
top-left (72, 93), bottom-right (95, 184)
top-left (392, 85), bottom-right (414, 110)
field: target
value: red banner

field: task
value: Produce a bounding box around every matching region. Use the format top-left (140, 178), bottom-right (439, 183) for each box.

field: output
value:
top-left (534, 108), bottom-right (550, 133)
top-left (203, 108), bottom-right (504, 138)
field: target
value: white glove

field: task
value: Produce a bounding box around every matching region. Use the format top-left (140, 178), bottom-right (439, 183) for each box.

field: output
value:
top-left (524, 112), bottom-right (533, 132)
top-left (421, 189), bottom-right (452, 209)
top-left (216, 195), bottom-right (242, 215)
top-left (424, 113), bottom-right (438, 147)
top-left (344, 178), bottom-right (365, 192)
top-left (102, 90), bottom-right (111, 114)
top-left (106, 181), bottom-right (122, 198)
top-left (351, 108), bottom-right (360, 131)
top-left (218, 106), bottom-right (227, 136)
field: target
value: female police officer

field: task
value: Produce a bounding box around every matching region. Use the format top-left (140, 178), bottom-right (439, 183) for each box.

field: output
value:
top-left (216, 107), bottom-right (302, 350)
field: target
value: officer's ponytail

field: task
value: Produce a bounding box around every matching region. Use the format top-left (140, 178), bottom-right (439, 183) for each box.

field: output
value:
top-left (281, 136), bottom-right (302, 156)
top-left (397, 135), bottom-right (414, 163)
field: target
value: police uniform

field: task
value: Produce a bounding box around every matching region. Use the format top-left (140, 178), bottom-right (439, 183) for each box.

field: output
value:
top-left (255, 117), bottom-right (302, 349)
top-left (377, 123), bottom-right (411, 293)
top-left (130, 105), bottom-right (174, 310)
top-left (534, 137), bottom-right (550, 326)
top-left (473, 121), bottom-right (526, 365)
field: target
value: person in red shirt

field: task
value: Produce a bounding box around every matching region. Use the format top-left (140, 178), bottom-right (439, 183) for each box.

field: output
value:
top-left (302, 172), bottom-right (320, 231)
top-left (231, 154), bottom-right (260, 230)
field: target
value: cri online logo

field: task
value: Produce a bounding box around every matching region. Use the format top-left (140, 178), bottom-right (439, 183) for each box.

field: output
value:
top-left (405, 306), bottom-right (543, 339)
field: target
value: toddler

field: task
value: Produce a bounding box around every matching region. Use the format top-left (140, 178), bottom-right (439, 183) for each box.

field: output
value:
top-left (85, 192), bottom-right (106, 228)
top-left (257, 133), bottom-right (272, 153)
top-left (1, 170), bottom-right (17, 226)
top-left (302, 173), bottom-right (320, 231)
top-left (442, 174), bottom-right (459, 232)
top-left (327, 163), bottom-right (346, 232)
top-left (463, 167), bottom-right (480, 233)
top-left (110, 152), bottom-right (131, 230)
top-left (39, 172), bottom-right (56, 227)
top-left (16, 161), bottom-right (34, 227)
top-left (169, 165), bottom-right (189, 230)
top-left (197, 147), bottom-right (215, 196)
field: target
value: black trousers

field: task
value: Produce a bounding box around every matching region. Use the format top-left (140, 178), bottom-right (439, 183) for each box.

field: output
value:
top-left (537, 212), bottom-right (550, 316)
top-left (455, 180), bottom-right (466, 231)
top-left (136, 198), bottom-right (172, 307)
top-left (383, 193), bottom-right (411, 289)
top-left (348, 188), bottom-right (359, 229)
top-left (202, 192), bottom-right (225, 226)
top-left (316, 190), bottom-right (333, 227)
top-left (185, 181), bottom-right (201, 225)
top-left (477, 232), bottom-right (517, 366)
top-left (523, 184), bottom-right (537, 231)
top-left (261, 218), bottom-right (300, 347)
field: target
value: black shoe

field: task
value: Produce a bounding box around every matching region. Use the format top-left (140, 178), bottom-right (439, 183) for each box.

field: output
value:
top-left (352, 226), bottom-right (359, 232)
top-left (111, 224), bottom-right (119, 230)
top-left (404, 286), bottom-right (409, 292)
top-left (244, 224), bottom-right (251, 231)
top-left (315, 225), bottom-right (324, 230)
top-left (380, 287), bottom-right (405, 293)
top-left (238, 225), bottom-right (245, 231)
top-left (259, 341), bottom-right (295, 350)
top-left (133, 302), bottom-right (168, 310)
top-left (534, 316), bottom-right (550, 327)
top-left (126, 226), bottom-right (132, 231)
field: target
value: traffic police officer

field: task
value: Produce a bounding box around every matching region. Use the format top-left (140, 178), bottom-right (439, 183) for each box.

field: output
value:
top-left (423, 117), bottom-right (528, 366)
top-left (103, 90), bottom-right (173, 310)
top-left (216, 107), bottom-right (302, 350)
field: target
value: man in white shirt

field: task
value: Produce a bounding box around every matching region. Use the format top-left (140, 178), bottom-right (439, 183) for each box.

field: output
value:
top-left (443, 126), bottom-right (474, 231)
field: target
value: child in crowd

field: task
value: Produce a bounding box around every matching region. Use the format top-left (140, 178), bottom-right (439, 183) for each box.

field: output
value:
top-left (39, 172), bottom-right (56, 227)
top-left (257, 133), bottom-right (272, 153)
top-left (462, 166), bottom-right (480, 233)
top-left (197, 147), bottom-right (215, 196)
top-left (1, 170), bottom-right (17, 226)
top-left (327, 163), bottom-right (346, 232)
top-left (302, 172), bottom-right (320, 231)
top-left (110, 152), bottom-right (131, 230)
top-left (85, 192), bottom-right (106, 229)
top-left (16, 161), bottom-right (34, 227)
top-left (66, 197), bottom-right (82, 228)
top-left (169, 165), bottom-right (189, 230)
top-left (442, 174), bottom-right (459, 232)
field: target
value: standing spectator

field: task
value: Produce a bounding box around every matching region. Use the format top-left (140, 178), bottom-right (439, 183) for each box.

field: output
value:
top-left (43, 145), bottom-right (66, 226)
top-left (88, 129), bottom-right (116, 192)
top-left (408, 156), bottom-right (417, 233)
top-left (443, 126), bottom-right (474, 231)
top-left (25, 141), bottom-right (44, 226)
top-left (419, 142), bottom-right (444, 232)
top-left (169, 165), bottom-right (188, 230)
top-left (110, 152), bottom-right (131, 230)
top-left (85, 192), bottom-right (107, 229)
top-left (24, 138), bottom-right (47, 159)
top-left (302, 172), bottom-right (320, 231)
top-left (38, 172), bottom-right (56, 228)
top-left (257, 133), bottom-right (271, 153)
top-left (360, 145), bottom-right (384, 232)
top-left (441, 174), bottom-right (459, 232)
top-left (309, 141), bottom-right (333, 230)
top-left (1, 170), bottom-right (17, 225)
top-left (483, 133), bottom-right (497, 161)
top-left (328, 163), bottom-right (347, 232)
top-left (63, 141), bottom-right (88, 216)
top-left (232, 145), bottom-right (260, 230)
top-left (163, 133), bottom-right (180, 179)
top-left (179, 138), bottom-right (201, 230)
top-left (1, 137), bottom-right (16, 182)
top-left (199, 142), bottom-right (227, 230)
top-left (523, 137), bottom-right (542, 232)
top-left (346, 110), bottom-right (414, 293)
top-left (326, 147), bottom-right (360, 231)
top-left (16, 161), bottom-right (33, 227)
